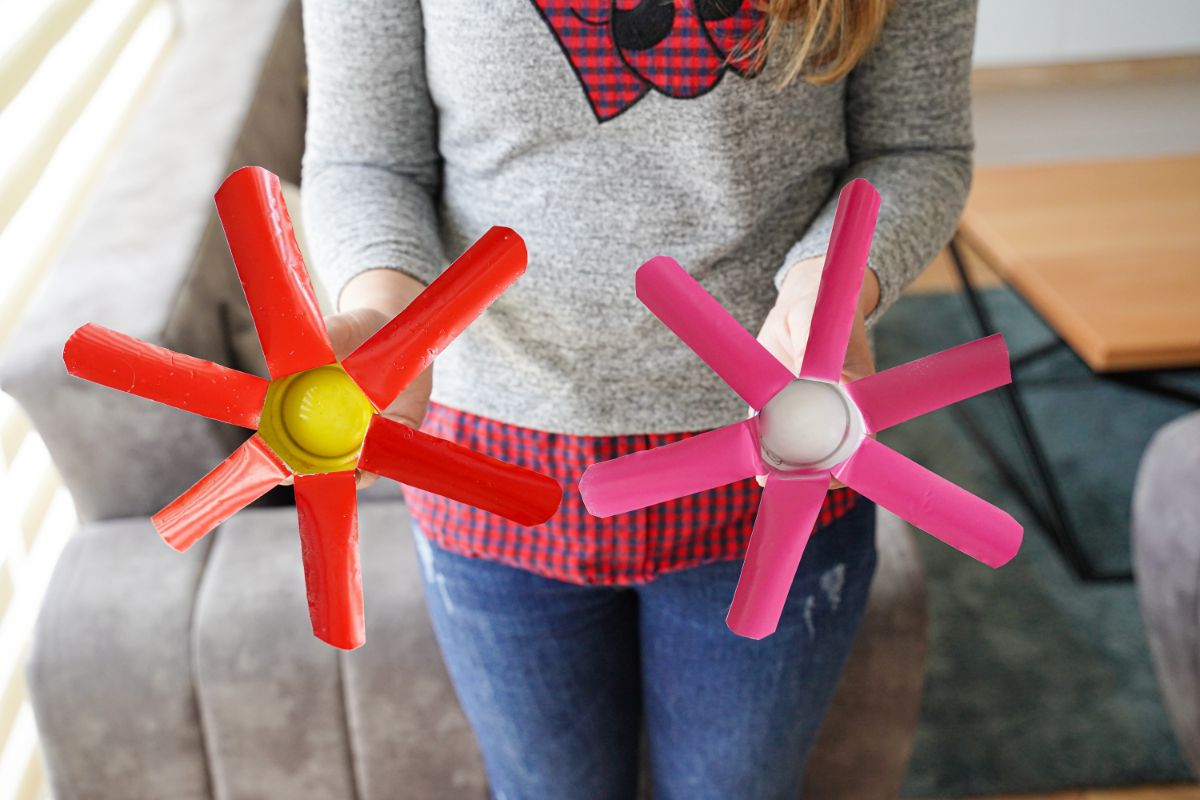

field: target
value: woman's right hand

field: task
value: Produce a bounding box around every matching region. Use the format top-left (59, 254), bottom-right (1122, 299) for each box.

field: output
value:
top-left (328, 269), bottom-right (432, 488)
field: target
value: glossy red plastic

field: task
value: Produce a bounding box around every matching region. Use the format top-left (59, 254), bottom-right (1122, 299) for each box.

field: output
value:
top-left (61, 167), bottom-right (559, 648)
top-left (359, 416), bottom-right (561, 526)
top-left (342, 227), bottom-right (527, 410)
top-left (152, 434), bottom-right (288, 552)
top-left (215, 166), bottom-right (335, 379)
top-left (294, 471), bottom-right (364, 650)
top-left (63, 323), bottom-right (268, 428)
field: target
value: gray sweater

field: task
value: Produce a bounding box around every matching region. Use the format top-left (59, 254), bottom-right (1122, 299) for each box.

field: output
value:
top-left (301, 0), bottom-right (976, 435)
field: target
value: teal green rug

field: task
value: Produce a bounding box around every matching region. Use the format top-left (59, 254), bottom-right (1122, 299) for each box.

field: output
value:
top-left (875, 288), bottom-right (1198, 797)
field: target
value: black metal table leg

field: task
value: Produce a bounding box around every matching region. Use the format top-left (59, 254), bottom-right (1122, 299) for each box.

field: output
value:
top-left (1105, 373), bottom-right (1200, 406)
top-left (946, 238), bottom-right (1130, 582)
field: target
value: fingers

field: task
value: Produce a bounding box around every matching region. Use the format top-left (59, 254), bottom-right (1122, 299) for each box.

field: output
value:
top-left (325, 308), bottom-right (433, 493)
top-left (385, 369), bottom-right (432, 428)
top-left (324, 308), bottom-right (390, 362)
top-left (839, 306), bottom-right (875, 384)
top-left (831, 306), bottom-right (872, 489)
top-left (756, 292), bottom-right (870, 492)
top-left (355, 388), bottom-right (431, 490)
top-left (755, 307), bottom-right (795, 375)
top-left (768, 255), bottom-right (879, 386)
top-left (781, 298), bottom-right (814, 374)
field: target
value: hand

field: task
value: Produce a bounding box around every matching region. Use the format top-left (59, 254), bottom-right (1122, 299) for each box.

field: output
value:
top-left (328, 269), bottom-right (431, 489)
top-left (756, 256), bottom-right (880, 486)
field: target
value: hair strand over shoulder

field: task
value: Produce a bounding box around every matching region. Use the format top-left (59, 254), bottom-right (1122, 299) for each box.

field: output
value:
top-left (747, 0), bottom-right (891, 87)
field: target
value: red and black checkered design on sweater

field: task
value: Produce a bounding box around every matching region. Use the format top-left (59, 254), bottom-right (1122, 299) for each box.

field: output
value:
top-left (612, 0), bottom-right (728, 99)
top-left (403, 403), bottom-right (858, 585)
top-left (533, 0), bottom-right (650, 121)
top-left (530, 0), bottom-right (766, 121)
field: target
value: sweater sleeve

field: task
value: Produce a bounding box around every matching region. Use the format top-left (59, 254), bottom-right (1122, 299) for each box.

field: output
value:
top-left (300, 0), bottom-right (445, 304)
top-left (776, 0), bottom-right (977, 326)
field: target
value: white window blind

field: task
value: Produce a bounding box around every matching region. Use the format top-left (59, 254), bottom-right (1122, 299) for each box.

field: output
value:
top-left (0, 1), bottom-right (178, 797)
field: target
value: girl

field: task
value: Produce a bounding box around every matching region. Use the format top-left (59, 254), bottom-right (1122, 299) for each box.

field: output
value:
top-left (302, 1), bottom-right (974, 797)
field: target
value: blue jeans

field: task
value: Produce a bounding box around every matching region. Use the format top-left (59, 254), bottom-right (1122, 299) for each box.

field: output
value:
top-left (411, 500), bottom-right (877, 800)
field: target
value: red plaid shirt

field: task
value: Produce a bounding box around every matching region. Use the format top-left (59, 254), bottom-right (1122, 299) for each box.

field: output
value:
top-left (403, 403), bottom-right (857, 585)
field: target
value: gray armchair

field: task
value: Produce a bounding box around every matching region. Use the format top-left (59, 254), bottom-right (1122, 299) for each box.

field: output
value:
top-left (0, 1), bottom-right (929, 797)
top-left (1134, 409), bottom-right (1200, 780)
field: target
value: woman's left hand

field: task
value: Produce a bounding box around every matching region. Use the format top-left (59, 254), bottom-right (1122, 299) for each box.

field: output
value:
top-left (756, 255), bottom-right (880, 486)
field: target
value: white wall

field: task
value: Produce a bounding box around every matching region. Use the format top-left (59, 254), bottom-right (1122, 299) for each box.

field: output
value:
top-left (974, 0), bottom-right (1200, 67)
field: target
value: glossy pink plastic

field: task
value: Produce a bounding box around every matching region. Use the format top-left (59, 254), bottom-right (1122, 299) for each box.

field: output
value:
top-left (152, 434), bottom-right (288, 552)
top-left (833, 437), bottom-right (1023, 568)
top-left (579, 418), bottom-right (762, 518)
top-left (295, 471), bottom-right (364, 650)
top-left (359, 416), bottom-right (561, 527)
top-left (845, 334), bottom-right (1011, 434)
top-left (342, 227), bottom-right (528, 410)
top-left (215, 166), bottom-right (336, 379)
top-left (63, 323), bottom-right (268, 428)
top-left (799, 179), bottom-right (881, 382)
top-left (579, 178), bottom-right (1022, 640)
top-left (636, 257), bottom-right (794, 411)
top-left (726, 474), bottom-right (829, 639)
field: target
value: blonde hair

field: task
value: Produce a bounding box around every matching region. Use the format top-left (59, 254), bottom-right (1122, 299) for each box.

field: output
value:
top-left (752, 0), bottom-right (891, 86)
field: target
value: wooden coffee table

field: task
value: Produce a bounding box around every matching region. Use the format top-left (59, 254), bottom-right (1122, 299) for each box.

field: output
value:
top-left (948, 154), bottom-right (1200, 581)
top-left (958, 155), bottom-right (1200, 372)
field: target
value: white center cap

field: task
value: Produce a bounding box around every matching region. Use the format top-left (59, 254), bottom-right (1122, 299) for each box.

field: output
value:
top-left (758, 379), bottom-right (864, 471)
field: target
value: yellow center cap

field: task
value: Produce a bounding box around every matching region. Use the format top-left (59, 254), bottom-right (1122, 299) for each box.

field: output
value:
top-left (281, 368), bottom-right (373, 457)
top-left (258, 365), bottom-right (376, 474)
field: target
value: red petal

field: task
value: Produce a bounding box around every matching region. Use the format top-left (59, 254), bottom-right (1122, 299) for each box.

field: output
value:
top-left (359, 416), bottom-right (560, 526)
top-left (64, 323), bottom-right (268, 428)
top-left (295, 472), bottom-right (364, 650)
top-left (215, 167), bottom-right (335, 378)
top-left (342, 227), bottom-right (526, 409)
top-left (152, 435), bottom-right (288, 551)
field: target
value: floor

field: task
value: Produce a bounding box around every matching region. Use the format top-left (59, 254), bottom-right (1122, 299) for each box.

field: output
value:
top-left (908, 66), bottom-right (1199, 799)
top-left (951, 787), bottom-right (1200, 800)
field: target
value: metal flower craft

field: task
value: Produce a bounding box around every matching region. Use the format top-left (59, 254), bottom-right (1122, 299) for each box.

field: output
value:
top-left (63, 167), bottom-right (562, 649)
top-left (580, 179), bottom-right (1023, 639)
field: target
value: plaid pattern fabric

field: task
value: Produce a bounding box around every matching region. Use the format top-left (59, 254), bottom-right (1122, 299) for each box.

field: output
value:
top-left (697, 0), bottom-right (766, 76)
top-left (404, 403), bottom-right (858, 585)
top-left (532, 0), bottom-right (650, 121)
top-left (530, 0), bottom-right (766, 121)
top-left (614, 1), bottom-right (728, 99)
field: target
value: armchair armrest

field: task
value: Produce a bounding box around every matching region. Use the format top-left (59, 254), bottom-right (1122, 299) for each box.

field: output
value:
top-left (0, 0), bottom-right (304, 523)
top-left (1134, 410), bottom-right (1200, 777)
